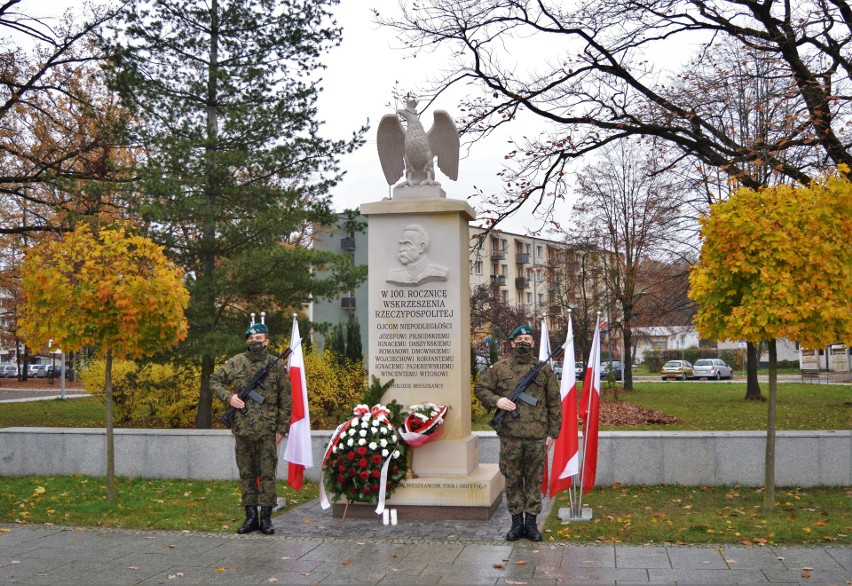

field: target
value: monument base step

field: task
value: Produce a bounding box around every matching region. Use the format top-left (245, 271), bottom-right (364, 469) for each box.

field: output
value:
top-left (332, 499), bottom-right (501, 521)
top-left (332, 463), bottom-right (504, 521)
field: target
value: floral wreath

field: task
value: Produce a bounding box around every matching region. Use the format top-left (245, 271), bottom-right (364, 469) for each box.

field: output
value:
top-left (319, 404), bottom-right (406, 514)
top-left (399, 402), bottom-right (448, 447)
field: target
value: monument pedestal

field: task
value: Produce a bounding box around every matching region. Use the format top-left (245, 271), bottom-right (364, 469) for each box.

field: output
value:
top-left (360, 196), bottom-right (504, 519)
top-left (333, 463), bottom-right (504, 520)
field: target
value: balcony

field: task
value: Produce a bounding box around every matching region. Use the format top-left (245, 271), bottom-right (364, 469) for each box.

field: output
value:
top-left (516, 252), bottom-right (530, 264)
top-left (548, 305), bottom-right (561, 316)
top-left (340, 296), bottom-right (356, 310)
top-left (490, 274), bottom-right (507, 287)
top-left (517, 304), bottom-right (531, 315)
top-left (340, 237), bottom-right (356, 251)
top-left (515, 277), bottom-right (529, 289)
top-left (490, 249), bottom-right (505, 260)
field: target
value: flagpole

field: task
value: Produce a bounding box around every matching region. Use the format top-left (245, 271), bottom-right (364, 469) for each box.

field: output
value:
top-left (578, 311), bottom-right (601, 513)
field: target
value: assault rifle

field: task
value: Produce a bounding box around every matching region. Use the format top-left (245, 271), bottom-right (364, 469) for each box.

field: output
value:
top-left (219, 347), bottom-right (293, 429)
top-left (488, 345), bottom-right (564, 434)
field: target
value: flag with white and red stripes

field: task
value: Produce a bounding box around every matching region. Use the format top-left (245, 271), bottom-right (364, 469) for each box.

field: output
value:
top-left (546, 315), bottom-right (579, 497)
top-left (284, 315), bottom-right (313, 490)
top-left (579, 315), bottom-right (602, 494)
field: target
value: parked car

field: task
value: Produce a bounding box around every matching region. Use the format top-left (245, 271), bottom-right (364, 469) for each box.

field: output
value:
top-left (44, 364), bottom-right (67, 378)
top-left (601, 360), bottom-right (623, 381)
top-left (1, 363), bottom-right (19, 378)
top-left (27, 364), bottom-right (48, 378)
top-left (552, 361), bottom-right (563, 380)
top-left (692, 358), bottom-right (733, 380)
top-left (661, 359), bottom-right (693, 381)
top-left (474, 355), bottom-right (489, 375)
top-left (575, 362), bottom-right (585, 381)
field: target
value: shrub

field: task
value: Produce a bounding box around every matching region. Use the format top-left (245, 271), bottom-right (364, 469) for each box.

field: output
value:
top-left (303, 349), bottom-right (365, 429)
top-left (720, 349), bottom-right (745, 370)
top-left (80, 359), bottom-right (200, 427)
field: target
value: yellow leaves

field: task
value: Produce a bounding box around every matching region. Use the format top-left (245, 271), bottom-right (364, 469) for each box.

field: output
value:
top-left (19, 223), bottom-right (189, 358)
top-left (690, 171), bottom-right (852, 346)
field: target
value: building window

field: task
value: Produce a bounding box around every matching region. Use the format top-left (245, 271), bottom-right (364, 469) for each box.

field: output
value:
top-left (474, 260), bottom-right (483, 275)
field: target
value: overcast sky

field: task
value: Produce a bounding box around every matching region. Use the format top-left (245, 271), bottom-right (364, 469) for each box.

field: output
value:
top-left (318, 3), bottom-right (553, 235)
top-left (34, 0), bottom-right (561, 235)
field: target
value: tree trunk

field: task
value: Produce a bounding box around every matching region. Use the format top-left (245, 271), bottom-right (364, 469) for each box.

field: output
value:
top-left (194, 1), bottom-right (220, 430)
top-left (744, 341), bottom-right (763, 400)
top-left (622, 323), bottom-right (633, 391)
top-left (763, 339), bottom-right (777, 511)
top-left (105, 349), bottom-right (115, 502)
top-left (195, 353), bottom-right (215, 428)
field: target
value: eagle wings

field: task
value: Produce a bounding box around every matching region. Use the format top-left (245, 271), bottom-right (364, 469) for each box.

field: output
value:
top-left (377, 100), bottom-right (460, 189)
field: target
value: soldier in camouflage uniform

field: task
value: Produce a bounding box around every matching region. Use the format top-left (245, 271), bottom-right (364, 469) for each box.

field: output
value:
top-left (211, 322), bottom-right (292, 535)
top-left (474, 324), bottom-right (561, 541)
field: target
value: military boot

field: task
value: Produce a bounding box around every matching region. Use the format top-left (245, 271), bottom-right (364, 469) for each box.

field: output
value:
top-left (506, 513), bottom-right (526, 541)
top-left (236, 505), bottom-right (259, 534)
top-left (525, 513), bottom-right (542, 541)
top-left (259, 506), bottom-right (275, 535)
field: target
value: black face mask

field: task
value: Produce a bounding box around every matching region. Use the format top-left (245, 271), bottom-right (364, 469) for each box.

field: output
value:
top-left (246, 340), bottom-right (266, 357)
top-left (513, 342), bottom-right (533, 357)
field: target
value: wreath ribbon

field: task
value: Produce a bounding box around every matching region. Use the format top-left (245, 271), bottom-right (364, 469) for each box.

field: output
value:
top-left (399, 404), bottom-right (448, 447)
top-left (319, 419), bottom-right (350, 510)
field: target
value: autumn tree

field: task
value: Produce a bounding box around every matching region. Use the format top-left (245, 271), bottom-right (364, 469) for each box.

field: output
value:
top-left (689, 170), bottom-right (852, 510)
top-left (470, 283), bottom-right (527, 355)
top-left (378, 0), bottom-right (850, 225)
top-left (545, 242), bottom-right (609, 365)
top-left (20, 223), bottom-right (190, 501)
top-left (0, 2), bottom-right (128, 237)
top-left (101, 0), bottom-right (367, 427)
top-left (570, 140), bottom-right (689, 388)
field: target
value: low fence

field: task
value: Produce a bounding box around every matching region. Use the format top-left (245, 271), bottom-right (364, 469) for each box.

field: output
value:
top-left (0, 428), bottom-right (848, 487)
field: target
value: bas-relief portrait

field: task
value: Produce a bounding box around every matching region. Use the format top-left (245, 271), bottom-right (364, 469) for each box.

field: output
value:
top-left (386, 224), bottom-right (449, 287)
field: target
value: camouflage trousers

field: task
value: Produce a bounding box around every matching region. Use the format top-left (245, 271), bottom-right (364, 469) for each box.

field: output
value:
top-left (498, 436), bottom-right (547, 515)
top-left (234, 436), bottom-right (279, 507)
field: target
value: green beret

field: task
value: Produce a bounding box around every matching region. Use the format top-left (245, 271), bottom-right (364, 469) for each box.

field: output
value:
top-left (509, 325), bottom-right (533, 340)
top-left (245, 323), bottom-right (269, 338)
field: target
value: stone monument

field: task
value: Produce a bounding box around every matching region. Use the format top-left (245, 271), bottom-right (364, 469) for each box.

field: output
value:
top-left (342, 99), bottom-right (503, 520)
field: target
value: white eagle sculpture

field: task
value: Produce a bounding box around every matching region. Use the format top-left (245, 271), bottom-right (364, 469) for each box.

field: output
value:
top-left (377, 97), bottom-right (460, 199)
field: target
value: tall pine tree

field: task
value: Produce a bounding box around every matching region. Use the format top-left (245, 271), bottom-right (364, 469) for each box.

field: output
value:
top-left (102, 0), bottom-right (366, 427)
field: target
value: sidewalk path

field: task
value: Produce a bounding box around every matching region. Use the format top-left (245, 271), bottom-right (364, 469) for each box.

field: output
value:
top-left (1, 500), bottom-right (848, 585)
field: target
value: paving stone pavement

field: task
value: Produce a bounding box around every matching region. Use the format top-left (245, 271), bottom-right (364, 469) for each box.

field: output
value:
top-left (1, 498), bottom-right (848, 586)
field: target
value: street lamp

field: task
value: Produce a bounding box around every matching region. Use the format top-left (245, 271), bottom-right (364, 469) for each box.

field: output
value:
top-left (49, 339), bottom-right (55, 386)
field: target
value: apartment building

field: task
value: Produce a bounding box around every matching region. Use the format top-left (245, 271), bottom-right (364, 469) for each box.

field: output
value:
top-left (310, 214), bottom-right (587, 355)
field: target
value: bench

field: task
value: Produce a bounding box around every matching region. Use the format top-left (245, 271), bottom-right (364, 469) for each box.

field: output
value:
top-left (800, 368), bottom-right (824, 384)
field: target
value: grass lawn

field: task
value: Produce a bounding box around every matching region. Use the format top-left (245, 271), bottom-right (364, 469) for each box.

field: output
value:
top-left (1, 476), bottom-right (847, 545)
top-left (0, 475), bottom-right (318, 533)
top-left (599, 382), bottom-right (851, 431)
top-left (2, 382), bottom-right (848, 431)
top-left (0, 397), bottom-right (108, 428)
top-left (472, 381), bottom-right (850, 431)
top-left (545, 484), bottom-right (850, 545)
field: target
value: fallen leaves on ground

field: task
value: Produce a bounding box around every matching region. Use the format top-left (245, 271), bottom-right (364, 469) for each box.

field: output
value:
top-left (599, 401), bottom-right (682, 426)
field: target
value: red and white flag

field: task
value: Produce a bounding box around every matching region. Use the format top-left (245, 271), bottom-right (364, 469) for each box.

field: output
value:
top-left (284, 315), bottom-right (313, 491)
top-left (579, 315), bottom-right (603, 494)
top-left (546, 315), bottom-right (579, 497)
top-left (539, 319), bottom-right (551, 363)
